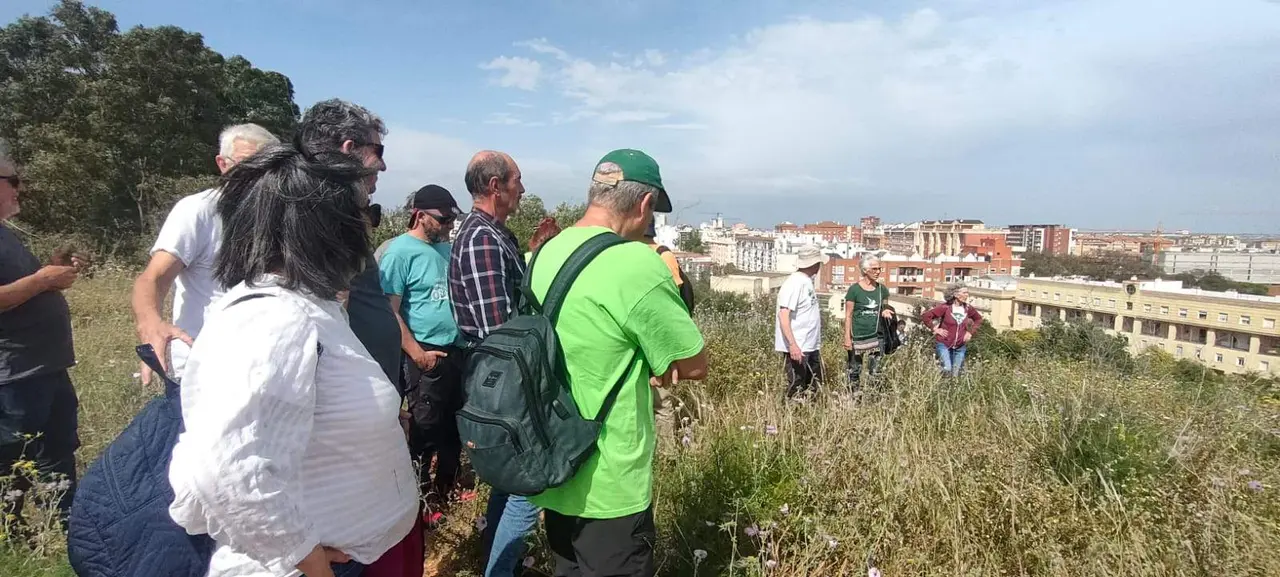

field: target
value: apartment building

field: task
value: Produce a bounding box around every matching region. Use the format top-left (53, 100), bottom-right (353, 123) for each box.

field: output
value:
top-left (1007, 224), bottom-right (1074, 255)
top-left (883, 219), bottom-right (992, 257)
top-left (1010, 276), bottom-right (1280, 375)
top-left (673, 252), bottom-right (714, 282)
top-left (775, 220), bottom-right (862, 244)
top-left (1073, 233), bottom-right (1174, 256)
top-left (706, 237), bottom-right (736, 266)
top-left (1158, 250), bottom-right (1280, 284)
top-left (735, 235), bottom-right (777, 272)
top-left (819, 250), bottom-right (1021, 296)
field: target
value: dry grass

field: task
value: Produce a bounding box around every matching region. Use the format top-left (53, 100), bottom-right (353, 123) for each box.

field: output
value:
top-left (3, 273), bottom-right (1278, 576)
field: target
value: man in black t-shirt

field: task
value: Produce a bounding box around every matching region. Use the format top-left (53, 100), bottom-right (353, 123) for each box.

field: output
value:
top-left (0, 148), bottom-right (83, 531)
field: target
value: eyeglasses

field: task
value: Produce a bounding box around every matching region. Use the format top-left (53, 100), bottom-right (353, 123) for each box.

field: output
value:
top-left (415, 209), bottom-right (455, 226)
top-left (1, 174), bottom-right (20, 188)
top-left (356, 141), bottom-right (385, 160)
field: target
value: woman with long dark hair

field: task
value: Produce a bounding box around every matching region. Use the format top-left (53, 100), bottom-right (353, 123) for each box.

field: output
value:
top-left (167, 144), bottom-right (418, 577)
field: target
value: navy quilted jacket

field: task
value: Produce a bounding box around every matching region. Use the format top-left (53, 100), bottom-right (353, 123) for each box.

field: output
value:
top-left (67, 381), bottom-right (214, 577)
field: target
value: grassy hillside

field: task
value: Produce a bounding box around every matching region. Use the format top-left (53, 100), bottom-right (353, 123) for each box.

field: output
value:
top-left (2, 273), bottom-right (1278, 576)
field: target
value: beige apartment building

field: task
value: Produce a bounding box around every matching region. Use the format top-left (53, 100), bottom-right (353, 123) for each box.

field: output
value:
top-left (1005, 277), bottom-right (1280, 375)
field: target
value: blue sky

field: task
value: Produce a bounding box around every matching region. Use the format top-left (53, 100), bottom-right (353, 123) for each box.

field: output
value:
top-left (4, 0), bottom-right (1279, 233)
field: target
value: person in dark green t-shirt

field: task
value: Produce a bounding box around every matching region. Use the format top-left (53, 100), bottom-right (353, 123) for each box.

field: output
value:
top-left (843, 255), bottom-right (894, 391)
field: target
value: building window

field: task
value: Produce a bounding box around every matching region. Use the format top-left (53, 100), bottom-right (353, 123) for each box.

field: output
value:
top-left (1053, 293), bottom-right (1060, 301)
top-left (1144, 304), bottom-right (1152, 313)
top-left (1178, 308), bottom-right (1188, 318)
top-left (1175, 345), bottom-right (1184, 357)
top-left (1262, 361), bottom-right (1271, 372)
top-left (1265, 318), bottom-right (1276, 329)
top-left (1042, 291), bottom-right (1049, 299)
top-left (1237, 357), bottom-right (1246, 367)
top-left (1219, 312), bottom-right (1228, 322)
top-left (1108, 299), bottom-right (1116, 309)
top-left (1126, 302), bottom-right (1133, 310)
top-left (1094, 298), bottom-right (1102, 306)
top-left (1198, 310), bottom-right (1208, 320)
top-left (1215, 353), bottom-right (1224, 363)
top-left (1160, 306), bottom-right (1169, 315)
top-left (1240, 315), bottom-right (1251, 326)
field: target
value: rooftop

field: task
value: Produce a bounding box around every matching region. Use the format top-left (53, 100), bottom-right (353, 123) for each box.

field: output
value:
top-left (1020, 275), bottom-right (1280, 305)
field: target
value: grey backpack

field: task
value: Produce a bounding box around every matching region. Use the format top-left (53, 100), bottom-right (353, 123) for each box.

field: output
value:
top-left (456, 232), bottom-right (637, 496)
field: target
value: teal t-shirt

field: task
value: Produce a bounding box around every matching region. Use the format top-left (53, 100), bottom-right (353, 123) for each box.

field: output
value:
top-left (527, 227), bottom-right (705, 519)
top-left (845, 282), bottom-right (889, 340)
top-left (377, 234), bottom-right (459, 346)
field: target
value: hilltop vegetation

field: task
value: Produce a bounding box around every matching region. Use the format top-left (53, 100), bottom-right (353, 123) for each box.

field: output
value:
top-left (3, 272), bottom-right (1278, 576)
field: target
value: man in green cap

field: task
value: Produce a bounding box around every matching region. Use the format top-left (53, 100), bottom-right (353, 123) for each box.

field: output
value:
top-left (529, 149), bottom-right (707, 576)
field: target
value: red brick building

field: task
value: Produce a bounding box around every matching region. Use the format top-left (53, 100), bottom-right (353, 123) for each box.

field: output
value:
top-left (1007, 224), bottom-right (1074, 255)
top-left (774, 220), bottom-right (861, 243)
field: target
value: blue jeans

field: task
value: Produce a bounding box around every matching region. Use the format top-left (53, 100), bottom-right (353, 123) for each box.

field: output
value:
top-left (482, 491), bottom-right (541, 577)
top-left (936, 343), bottom-right (967, 377)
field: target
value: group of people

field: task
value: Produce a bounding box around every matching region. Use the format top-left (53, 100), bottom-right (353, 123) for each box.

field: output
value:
top-left (1, 98), bottom-right (707, 577)
top-left (773, 252), bottom-right (986, 397)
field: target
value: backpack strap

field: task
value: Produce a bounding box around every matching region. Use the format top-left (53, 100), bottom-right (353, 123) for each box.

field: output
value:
top-left (536, 232), bottom-right (629, 323)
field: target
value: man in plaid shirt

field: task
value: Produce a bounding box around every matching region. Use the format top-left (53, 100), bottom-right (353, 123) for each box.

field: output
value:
top-left (447, 149), bottom-right (538, 577)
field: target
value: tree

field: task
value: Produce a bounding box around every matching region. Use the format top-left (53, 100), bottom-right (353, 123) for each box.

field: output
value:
top-left (677, 230), bottom-right (705, 253)
top-left (505, 194), bottom-right (548, 252)
top-left (1020, 251), bottom-right (1162, 282)
top-left (0, 0), bottom-right (299, 253)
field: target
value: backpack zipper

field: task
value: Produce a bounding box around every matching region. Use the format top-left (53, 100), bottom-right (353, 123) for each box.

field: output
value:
top-left (457, 408), bottom-right (525, 453)
top-left (473, 345), bottom-right (551, 449)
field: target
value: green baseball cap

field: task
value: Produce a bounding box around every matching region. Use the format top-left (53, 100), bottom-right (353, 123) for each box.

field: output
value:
top-left (593, 149), bottom-right (673, 213)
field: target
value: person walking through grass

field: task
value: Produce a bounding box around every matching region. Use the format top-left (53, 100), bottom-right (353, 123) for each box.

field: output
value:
top-left (921, 283), bottom-right (984, 377)
top-left (776, 245), bottom-right (828, 398)
top-left (843, 255), bottom-right (894, 391)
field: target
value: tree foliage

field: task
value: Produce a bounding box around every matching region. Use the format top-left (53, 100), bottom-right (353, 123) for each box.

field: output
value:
top-left (0, 0), bottom-right (299, 254)
top-left (505, 194), bottom-right (588, 252)
top-left (1020, 251), bottom-right (1162, 281)
top-left (1172, 270), bottom-right (1269, 296)
top-left (677, 230), bottom-right (704, 253)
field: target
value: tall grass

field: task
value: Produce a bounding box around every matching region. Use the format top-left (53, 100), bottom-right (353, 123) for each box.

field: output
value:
top-left (3, 274), bottom-right (1278, 576)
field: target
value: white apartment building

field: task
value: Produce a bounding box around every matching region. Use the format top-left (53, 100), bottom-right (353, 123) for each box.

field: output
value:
top-left (1158, 250), bottom-right (1280, 284)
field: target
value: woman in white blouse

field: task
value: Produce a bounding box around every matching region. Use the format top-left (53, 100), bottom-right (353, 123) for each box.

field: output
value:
top-left (167, 144), bottom-right (418, 577)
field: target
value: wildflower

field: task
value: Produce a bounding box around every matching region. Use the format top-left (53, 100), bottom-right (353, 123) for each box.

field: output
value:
top-left (693, 549), bottom-right (708, 563)
top-left (868, 567), bottom-right (882, 577)
top-left (779, 504), bottom-right (790, 515)
top-left (1247, 480), bottom-right (1263, 492)
top-left (523, 556), bottom-right (535, 568)
top-left (4, 490), bottom-right (22, 501)
top-left (704, 521), bottom-right (716, 527)
top-left (757, 390), bottom-right (764, 396)
top-left (828, 538), bottom-right (839, 549)
top-left (1210, 477), bottom-right (1226, 488)
top-left (474, 517), bottom-right (488, 531)
top-left (56, 479), bottom-right (71, 491)
top-left (745, 524), bottom-right (759, 537)
top-left (765, 559), bottom-right (777, 569)
top-left (682, 435), bottom-right (692, 448)
top-left (1238, 468), bottom-right (1252, 477)
top-left (740, 426), bottom-right (748, 431)
top-left (681, 416), bottom-right (690, 425)
top-left (765, 425), bottom-right (778, 436)
top-left (132, 372), bottom-right (142, 379)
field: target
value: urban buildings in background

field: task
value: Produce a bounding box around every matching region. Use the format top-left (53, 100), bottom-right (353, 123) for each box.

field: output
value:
top-left (655, 211), bottom-right (1279, 377)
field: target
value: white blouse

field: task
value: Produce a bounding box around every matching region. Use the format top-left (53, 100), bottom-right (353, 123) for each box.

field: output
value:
top-left (168, 279), bottom-right (418, 577)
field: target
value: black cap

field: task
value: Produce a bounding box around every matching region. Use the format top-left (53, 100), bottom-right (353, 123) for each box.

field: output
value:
top-left (407, 184), bottom-right (461, 216)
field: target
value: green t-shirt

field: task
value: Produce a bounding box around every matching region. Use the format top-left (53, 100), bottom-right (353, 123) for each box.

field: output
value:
top-left (527, 226), bottom-right (704, 518)
top-left (377, 234), bottom-right (459, 346)
top-left (845, 282), bottom-right (889, 340)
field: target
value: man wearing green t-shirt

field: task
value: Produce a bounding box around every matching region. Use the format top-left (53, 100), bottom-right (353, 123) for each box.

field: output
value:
top-left (843, 255), bottom-right (894, 391)
top-left (529, 149), bottom-right (708, 576)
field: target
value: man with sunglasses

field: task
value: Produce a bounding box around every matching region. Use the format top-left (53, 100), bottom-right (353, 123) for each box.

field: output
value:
top-left (0, 144), bottom-right (83, 532)
top-left (378, 185), bottom-right (465, 523)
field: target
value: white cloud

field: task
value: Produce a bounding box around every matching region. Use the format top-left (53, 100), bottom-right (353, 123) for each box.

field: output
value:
top-left (479, 1), bottom-right (1280, 230)
top-left (480, 56), bottom-right (542, 91)
top-left (506, 102), bottom-right (534, 109)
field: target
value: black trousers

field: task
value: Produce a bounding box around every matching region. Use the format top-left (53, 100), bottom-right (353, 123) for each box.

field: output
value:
top-left (401, 343), bottom-right (464, 507)
top-left (782, 351), bottom-right (823, 398)
top-left (546, 507), bottom-right (656, 577)
top-left (0, 369), bottom-right (79, 530)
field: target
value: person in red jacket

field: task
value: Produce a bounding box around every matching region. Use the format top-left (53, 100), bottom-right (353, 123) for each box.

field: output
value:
top-left (921, 284), bottom-right (984, 377)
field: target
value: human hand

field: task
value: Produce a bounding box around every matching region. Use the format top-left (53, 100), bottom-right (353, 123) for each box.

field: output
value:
top-left (962, 332), bottom-right (972, 344)
top-left (399, 409), bottom-right (412, 441)
top-left (136, 320), bottom-right (193, 386)
top-left (788, 344), bottom-right (803, 363)
top-left (35, 265), bottom-right (78, 291)
top-left (412, 349), bottom-right (448, 371)
top-left (933, 328), bottom-right (948, 339)
top-left (843, 336), bottom-right (853, 351)
top-left (297, 545), bottom-right (350, 577)
top-left (880, 309), bottom-right (894, 319)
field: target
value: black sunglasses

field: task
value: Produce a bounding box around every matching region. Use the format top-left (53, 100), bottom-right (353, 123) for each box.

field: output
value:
top-left (413, 209), bottom-right (455, 226)
top-left (356, 141), bottom-right (385, 159)
top-left (1, 174), bottom-right (20, 188)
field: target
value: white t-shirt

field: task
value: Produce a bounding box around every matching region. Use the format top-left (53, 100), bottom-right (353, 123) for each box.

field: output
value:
top-left (150, 188), bottom-right (222, 378)
top-left (775, 272), bottom-right (822, 353)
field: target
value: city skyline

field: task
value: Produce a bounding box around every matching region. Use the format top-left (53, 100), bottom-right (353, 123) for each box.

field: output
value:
top-left (3, 0), bottom-right (1278, 233)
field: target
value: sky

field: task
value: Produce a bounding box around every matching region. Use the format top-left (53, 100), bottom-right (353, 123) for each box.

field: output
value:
top-left (3, 0), bottom-right (1279, 233)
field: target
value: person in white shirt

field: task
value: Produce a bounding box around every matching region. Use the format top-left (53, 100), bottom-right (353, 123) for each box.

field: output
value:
top-left (167, 144), bottom-right (418, 577)
top-left (775, 245), bottom-right (829, 398)
top-left (131, 123), bottom-right (278, 384)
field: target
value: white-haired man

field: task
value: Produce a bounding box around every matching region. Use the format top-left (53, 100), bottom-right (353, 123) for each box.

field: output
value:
top-left (132, 123), bottom-right (278, 384)
top-left (842, 255), bottom-right (894, 391)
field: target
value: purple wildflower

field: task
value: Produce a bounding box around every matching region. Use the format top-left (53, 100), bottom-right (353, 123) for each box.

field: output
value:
top-left (745, 524), bottom-right (759, 538)
top-left (1247, 480), bottom-right (1263, 492)
top-left (765, 424), bottom-right (779, 436)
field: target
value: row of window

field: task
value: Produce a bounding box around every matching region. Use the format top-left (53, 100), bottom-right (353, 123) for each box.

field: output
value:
top-left (1169, 343), bottom-right (1271, 372)
top-left (1016, 289), bottom-right (1276, 329)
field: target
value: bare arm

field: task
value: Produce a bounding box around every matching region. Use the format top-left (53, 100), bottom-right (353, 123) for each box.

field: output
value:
top-left (387, 294), bottom-right (445, 371)
top-left (843, 301), bottom-right (855, 345)
top-left (668, 348), bottom-right (709, 382)
top-left (0, 268), bottom-right (72, 313)
top-left (778, 307), bottom-right (799, 352)
top-left (131, 251), bottom-right (192, 381)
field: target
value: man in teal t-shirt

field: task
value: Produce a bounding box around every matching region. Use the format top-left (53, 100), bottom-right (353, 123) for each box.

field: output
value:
top-left (530, 149), bottom-right (708, 576)
top-left (378, 184), bottom-right (464, 516)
